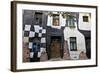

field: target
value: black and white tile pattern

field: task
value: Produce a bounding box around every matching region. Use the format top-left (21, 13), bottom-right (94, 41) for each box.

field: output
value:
top-left (23, 24), bottom-right (46, 62)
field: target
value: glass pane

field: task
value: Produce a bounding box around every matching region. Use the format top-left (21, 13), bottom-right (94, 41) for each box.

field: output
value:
top-left (70, 37), bottom-right (77, 51)
top-left (83, 16), bottom-right (88, 22)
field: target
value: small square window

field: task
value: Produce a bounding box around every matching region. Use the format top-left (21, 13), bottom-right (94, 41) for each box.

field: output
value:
top-left (83, 16), bottom-right (89, 22)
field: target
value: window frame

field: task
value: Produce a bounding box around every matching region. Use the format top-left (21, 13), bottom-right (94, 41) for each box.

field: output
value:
top-left (52, 14), bottom-right (59, 26)
top-left (66, 14), bottom-right (75, 28)
top-left (83, 16), bottom-right (89, 22)
top-left (70, 37), bottom-right (77, 51)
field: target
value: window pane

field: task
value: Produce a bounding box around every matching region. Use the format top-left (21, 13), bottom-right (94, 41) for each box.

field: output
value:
top-left (67, 16), bottom-right (74, 27)
top-left (73, 43), bottom-right (76, 50)
top-left (83, 16), bottom-right (88, 22)
top-left (70, 43), bottom-right (73, 50)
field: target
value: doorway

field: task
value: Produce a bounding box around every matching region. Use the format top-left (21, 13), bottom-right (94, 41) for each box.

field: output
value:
top-left (50, 36), bottom-right (61, 59)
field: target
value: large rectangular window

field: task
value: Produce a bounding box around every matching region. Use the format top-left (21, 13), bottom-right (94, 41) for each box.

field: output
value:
top-left (53, 14), bottom-right (59, 26)
top-left (70, 37), bottom-right (77, 51)
top-left (66, 14), bottom-right (75, 28)
top-left (68, 18), bottom-right (74, 27)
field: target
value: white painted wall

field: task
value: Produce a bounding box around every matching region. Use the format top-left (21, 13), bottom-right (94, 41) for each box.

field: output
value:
top-left (47, 14), bottom-right (52, 26)
top-left (60, 14), bottom-right (66, 26)
top-left (79, 13), bottom-right (91, 30)
top-left (64, 24), bottom-right (86, 59)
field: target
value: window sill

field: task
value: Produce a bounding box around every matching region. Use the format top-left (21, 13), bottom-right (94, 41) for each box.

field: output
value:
top-left (70, 50), bottom-right (77, 51)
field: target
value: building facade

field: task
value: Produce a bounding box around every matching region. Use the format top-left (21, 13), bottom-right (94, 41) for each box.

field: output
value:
top-left (23, 10), bottom-right (90, 62)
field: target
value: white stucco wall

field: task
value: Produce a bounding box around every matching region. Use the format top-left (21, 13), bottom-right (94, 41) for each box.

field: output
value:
top-left (78, 13), bottom-right (91, 30)
top-left (64, 22), bottom-right (86, 59)
top-left (47, 15), bottom-right (52, 26)
top-left (64, 28), bottom-right (86, 52)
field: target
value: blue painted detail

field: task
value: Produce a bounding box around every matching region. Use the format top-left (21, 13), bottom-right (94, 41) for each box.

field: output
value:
top-left (32, 43), bottom-right (40, 52)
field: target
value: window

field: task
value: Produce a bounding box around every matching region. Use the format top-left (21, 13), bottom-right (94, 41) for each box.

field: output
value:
top-left (83, 16), bottom-right (88, 22)
top-left (50, 36), bottom-right (61, 58)
top-left (35, 12), bottom-right (42, 25)
top-left (53, 14), bottom-right (59, 26)
top-left (66, 14), bottom-right (75, 28)
top-left (68, 18), bottom-right (74, 27)
top-left (70, 37), bottom-right (77, 51)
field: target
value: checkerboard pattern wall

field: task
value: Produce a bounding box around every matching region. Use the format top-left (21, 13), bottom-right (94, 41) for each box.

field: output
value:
top-left (23, 24), bottom-right (46, 62)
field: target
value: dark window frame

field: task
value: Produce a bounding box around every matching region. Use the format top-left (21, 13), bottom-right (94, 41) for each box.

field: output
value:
top-left (70, 37), bottom-right (77, 51)
top-left (83, 16), bottom-right (89, 22)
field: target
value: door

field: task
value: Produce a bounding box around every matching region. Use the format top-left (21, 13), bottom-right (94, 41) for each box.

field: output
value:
top-left (50, 36), bottom-right (61, 59)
